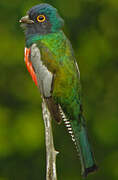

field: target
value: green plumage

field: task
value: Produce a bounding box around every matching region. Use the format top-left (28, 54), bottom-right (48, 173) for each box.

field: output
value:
top-left (20, 3), bottom-right (97, 177)
top-left (26, 30), bottom-right (97, 177)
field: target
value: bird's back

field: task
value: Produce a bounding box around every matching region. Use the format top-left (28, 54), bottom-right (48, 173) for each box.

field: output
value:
top-left (21, 3), bottom-right (97, 177)
top-left (26, 30), bottom-right (82, 121)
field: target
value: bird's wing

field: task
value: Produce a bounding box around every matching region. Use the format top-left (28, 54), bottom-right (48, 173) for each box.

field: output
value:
top-left (24, 43), bottom-right (62, 123)
top-left (29, 38), bottom-right (81, 122)
top-left (30, 43), bottom-right (53, 98)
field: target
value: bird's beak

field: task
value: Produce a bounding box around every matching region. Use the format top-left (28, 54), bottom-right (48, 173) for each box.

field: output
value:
top-left (19, 15), bottom-right (34, 24)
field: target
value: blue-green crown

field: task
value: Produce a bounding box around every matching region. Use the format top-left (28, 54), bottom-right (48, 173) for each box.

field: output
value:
top-left (28, 3), bottom-right (64, 33)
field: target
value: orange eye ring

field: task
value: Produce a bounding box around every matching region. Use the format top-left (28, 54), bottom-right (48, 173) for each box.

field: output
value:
top-left (37, 15), bottom-right (46, 22)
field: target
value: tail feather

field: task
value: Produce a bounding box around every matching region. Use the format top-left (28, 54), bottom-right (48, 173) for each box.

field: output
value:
top-left (83, 164), bottom-right (98, 178)
top-left (59, 105), bottom-right (98, 177)
top-left (71, 116), bottom-right (98, 177)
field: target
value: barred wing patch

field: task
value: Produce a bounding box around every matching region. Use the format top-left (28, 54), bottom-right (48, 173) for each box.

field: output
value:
top-left (30, 43), bottom-right (53, 98)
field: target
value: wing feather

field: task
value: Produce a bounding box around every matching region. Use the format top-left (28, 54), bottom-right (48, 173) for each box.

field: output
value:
top-left (30, 43), bottom-right (62, 123)
top-left (31, 43), bottom-right (53, 98)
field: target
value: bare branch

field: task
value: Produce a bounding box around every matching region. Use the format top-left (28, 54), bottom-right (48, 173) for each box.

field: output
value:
top-left (42, 99), bottom-right (59, 180)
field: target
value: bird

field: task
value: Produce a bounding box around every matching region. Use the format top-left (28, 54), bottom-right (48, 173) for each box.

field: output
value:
top-left (20, 3), bottom-right (98, 177)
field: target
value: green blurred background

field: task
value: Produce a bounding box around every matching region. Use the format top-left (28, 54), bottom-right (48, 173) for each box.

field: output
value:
top-left (0, 0), bottom-right (118, 179)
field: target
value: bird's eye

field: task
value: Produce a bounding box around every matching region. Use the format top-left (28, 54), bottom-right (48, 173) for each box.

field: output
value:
top-left (37, 15), bottom-right (46, 22)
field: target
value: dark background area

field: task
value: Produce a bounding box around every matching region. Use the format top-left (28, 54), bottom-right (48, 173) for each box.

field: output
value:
top-left (0, 0), bottom-right (118, 179)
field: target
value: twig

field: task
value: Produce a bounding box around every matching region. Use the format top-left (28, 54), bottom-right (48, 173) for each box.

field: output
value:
top-left (42, 99), bottom-right (59, 180)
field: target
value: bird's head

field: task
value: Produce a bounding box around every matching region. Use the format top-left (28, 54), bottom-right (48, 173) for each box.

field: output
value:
top-left (20, 3), bottom-right (64, 36)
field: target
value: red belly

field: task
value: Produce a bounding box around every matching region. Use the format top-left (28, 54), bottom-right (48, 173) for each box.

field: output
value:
top-left (24, 47), bottom-right (38, 86)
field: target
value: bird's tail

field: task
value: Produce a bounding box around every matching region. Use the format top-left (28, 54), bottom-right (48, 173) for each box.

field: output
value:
top-left (65, 115), bottom-right (98, 177)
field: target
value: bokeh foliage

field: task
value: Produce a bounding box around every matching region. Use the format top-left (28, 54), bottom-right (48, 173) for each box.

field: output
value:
top-left (0, 0), bottom-right (118, 179)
